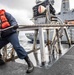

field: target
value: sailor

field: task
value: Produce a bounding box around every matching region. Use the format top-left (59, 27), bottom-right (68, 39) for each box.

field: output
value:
top-left (0, 9), bottom-right (34, 73)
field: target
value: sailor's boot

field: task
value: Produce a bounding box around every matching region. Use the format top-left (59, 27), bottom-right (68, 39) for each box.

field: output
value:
top-left (0, 54), bottom-right (5, 65)
top-left (24, 56), bottom-right (34, 73)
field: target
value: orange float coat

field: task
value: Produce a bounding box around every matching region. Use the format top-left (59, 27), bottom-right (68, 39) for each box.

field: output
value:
top-left (0, 9), bottom-right (10, 29)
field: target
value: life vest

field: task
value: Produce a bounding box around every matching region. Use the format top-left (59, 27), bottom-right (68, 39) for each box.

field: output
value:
top-left (0, 9), bottom-right (10, 29)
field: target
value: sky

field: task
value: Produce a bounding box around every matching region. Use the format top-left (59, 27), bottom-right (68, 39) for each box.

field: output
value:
top-left (0, 0), bottom-right (74, 25)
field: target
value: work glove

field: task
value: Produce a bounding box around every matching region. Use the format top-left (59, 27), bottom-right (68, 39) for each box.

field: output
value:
top-left (13, 25), bottom-right (19, 29)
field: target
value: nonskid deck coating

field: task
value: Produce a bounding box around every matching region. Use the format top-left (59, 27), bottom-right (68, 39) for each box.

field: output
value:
top-left (0, 45), bottom-right (74, 75)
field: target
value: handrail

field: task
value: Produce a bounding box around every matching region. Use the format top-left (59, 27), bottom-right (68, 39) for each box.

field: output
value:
top-left (18, 24), bottom-right (74, 28)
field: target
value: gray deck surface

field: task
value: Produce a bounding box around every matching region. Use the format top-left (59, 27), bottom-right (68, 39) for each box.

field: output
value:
top-left (1, 46), bottom-right (74, 75)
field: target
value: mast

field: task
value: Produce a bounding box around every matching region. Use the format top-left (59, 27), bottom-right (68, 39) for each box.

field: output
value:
top-left (61, 0), bottom-right (70, 13)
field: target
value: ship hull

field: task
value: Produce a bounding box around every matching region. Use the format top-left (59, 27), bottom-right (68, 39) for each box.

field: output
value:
top-left (25, 29), bottom-right (74, 43)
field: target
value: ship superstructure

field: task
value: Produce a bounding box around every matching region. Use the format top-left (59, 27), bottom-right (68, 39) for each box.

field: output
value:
top-left (57, 0), bottom-right (74, 23)
top-left (25, 0), bottom-right (74, 42)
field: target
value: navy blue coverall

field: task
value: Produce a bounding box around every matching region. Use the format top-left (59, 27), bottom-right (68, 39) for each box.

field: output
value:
top-left (0, 12), bottom-right (27, 59)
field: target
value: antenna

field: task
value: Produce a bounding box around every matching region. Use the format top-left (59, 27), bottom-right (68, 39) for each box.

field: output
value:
top-left (36, 0), bottom-right (41, 4)
top-left (50, 0), bottom-right (54, 5)
top-left (36, 0), bottom-right (55, 5)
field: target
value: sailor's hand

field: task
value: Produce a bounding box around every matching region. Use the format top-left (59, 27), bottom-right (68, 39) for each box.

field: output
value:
top-left (13, 25), bottom-right (19, 29)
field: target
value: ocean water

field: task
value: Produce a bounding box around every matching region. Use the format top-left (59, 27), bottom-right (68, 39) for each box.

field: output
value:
top-left (15, 31), bottom-right (71, 67)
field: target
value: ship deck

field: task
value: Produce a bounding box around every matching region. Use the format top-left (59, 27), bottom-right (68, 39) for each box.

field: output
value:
top-left (0, 45), bottom-right (74, 75)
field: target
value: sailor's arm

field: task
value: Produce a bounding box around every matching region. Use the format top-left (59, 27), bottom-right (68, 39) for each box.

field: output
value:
top-left (5, 12), bottom-right (19, 29)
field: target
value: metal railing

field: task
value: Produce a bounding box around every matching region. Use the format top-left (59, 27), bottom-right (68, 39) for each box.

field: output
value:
top-left (1, 24), bottom-right (74, 64)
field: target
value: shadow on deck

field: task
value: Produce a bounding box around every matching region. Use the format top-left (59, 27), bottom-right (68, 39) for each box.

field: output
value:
top-left (1, 45), bottom-right (74, 75)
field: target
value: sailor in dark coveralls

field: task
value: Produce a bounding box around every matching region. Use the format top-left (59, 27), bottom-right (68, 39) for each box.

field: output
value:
top-left (0, 9), bottom-right (34, 73)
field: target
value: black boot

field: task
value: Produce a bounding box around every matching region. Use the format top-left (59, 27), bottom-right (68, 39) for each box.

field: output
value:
top-left (0, 54), bottom-right (5, 65)
top-left (24, 56), bottom-right (34, 73)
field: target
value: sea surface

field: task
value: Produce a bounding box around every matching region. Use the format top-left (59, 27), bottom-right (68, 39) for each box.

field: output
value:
top-left (15, 31), bottom-right (73, 67)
